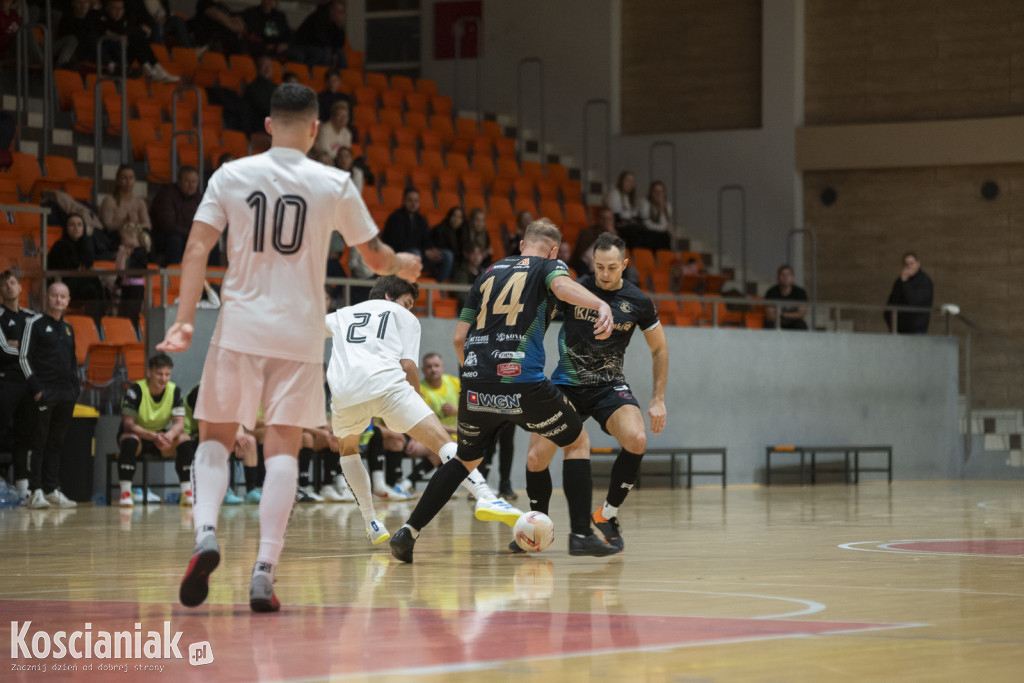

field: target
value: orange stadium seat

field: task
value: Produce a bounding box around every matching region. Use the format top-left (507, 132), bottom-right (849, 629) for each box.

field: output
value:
top-left (393, 147), bottom-right (419, 170)
top-left (419, 129), bottom-right (442, 152)
top-left (390, 75), bottom-right (414, 93)
top-left (436, 169), bottom-right (459, 193)
top-left (365, 72), bottom-right (389, 91)
top-left (463, 192), bottom-right (486, 213)
top-left (380, 90), bottom-right (405, 110)
top-left (379, 109), bottom-right (403, 131)
top-left (416, 78), bottom-right (438, 95)
top-left (435, 191), bottom-right (461, 213)
top-left (445, 153), bottom-right (470, 174)
top-left (393, 127), bottom-right (418, 149)
top-left (431, 95), bottom-right (452, 116)
top-left (66, 315), bottom-right (100, 365)
top-left (54, 70), bottom-right (84, 111)
top-left (406, 112), bottom-right (429, 134)
top-left (429, 115), bottom-right (455, 145)
top-left (494, 137), bottom-right (516, 158)
top-left (405, 92), bottom-right (429, 113)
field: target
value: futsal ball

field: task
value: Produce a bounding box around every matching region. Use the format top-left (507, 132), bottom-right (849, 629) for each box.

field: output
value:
top-left (513, 511), bottom-right (555, 552)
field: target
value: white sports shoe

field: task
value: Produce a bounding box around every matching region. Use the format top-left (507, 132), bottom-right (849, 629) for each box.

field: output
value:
top-left (394, 479), bottom-right (418, 499)
top-left (146, 62), bottom-right (180, 83)
top-left (474, 498), bottom-right (522, 527)
top-left (366, 518), bottom-right (391, 545)
top-left (373, 484), bottom-right (413, 501)
top-left (27, 489), bottom-right (51, 509)
top-left (44, 489), bottom-right (77, 509)
top-left (334, 476), bottom-right (356, 502)
top-left (320, 484), bottom-right (345, 502)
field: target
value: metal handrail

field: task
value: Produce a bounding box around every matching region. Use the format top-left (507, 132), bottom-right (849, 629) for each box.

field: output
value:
top-left (787, 228), bottom-right (817, 330)
top-left (649, 140), bottom-right (677, 244)
top-left (516, 58), bottom-right (545, 163)
top-left (717, 184), bottom-right (747, 289)
top-left (15, 24), bottom-right (53, 162)
top-left (93, 36), bottom-right (129, 205)
top-left (582, 99), bottom-right (610, 205)
top-left (452, 16), bottom-right (483, 120)
top-left (171, 85), bottom-right (204, 189)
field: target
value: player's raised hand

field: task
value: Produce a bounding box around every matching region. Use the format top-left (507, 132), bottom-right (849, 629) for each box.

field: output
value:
top-left (395, 252), bottom-right (423, 282)
top-left (648, 398), bottom-right (667, 434)
top-left (593, 302), bottom-right (614, 339)
top-left (157, 322), bottom-right (194, 353)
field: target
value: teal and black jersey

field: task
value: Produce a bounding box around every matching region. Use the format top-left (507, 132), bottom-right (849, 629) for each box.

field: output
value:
top-left (551, 275), bottom-right (659, 386)
top-left (458, 255), bottom-right (569, 383)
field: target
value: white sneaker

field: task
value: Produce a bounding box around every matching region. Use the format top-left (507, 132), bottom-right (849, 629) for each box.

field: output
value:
top-left (366, 518), bottom-right (391, 545)
top-left (396, 478), bottom-right (417, 498)
top-left (334, 476), bottom-right (356, 502)
top-left (147, 63), bottom-right (180, 83)
top-left (44, 489), bottom-right (77, 509)
top-left (373, 484), bottom-right (413, 501)
top-left (119, 490), bottom-right (134, 507)
top-left (296, 485), bottom-right (324, 503)
top-left (27, 489), bottom-right (50, 509)
top-left (474, 497), bottom-right (522, 527)
top-left (133, 488), bottom-right (161, 504)
top-left (180, 489), bottom-right (194, 507)
top-left (320, 484), bottom-right (345, 502)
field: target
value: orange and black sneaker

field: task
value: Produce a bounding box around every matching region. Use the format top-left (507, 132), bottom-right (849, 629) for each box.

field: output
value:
top-left (592, 510), bottom-right (624, 552)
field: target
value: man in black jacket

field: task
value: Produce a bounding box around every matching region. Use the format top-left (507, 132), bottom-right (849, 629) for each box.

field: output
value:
top-left (885, 252), bottom-right (934, 334)
top-left (20, 282), bottom-right (80, 509)
top-left (289, 0), bottom-right (347, 67)
top-left (0, 271), bottom-right (38, 501)
top-left (381, 188), bottom-right (453, 282)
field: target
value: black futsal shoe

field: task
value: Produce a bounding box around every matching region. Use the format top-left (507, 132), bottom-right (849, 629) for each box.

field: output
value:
top-left (390, 526), bottom-right (416, 563)
top-left (568, 532), bottom-right (619, 557)
top-left (592, 513), bottom-right (624, 552)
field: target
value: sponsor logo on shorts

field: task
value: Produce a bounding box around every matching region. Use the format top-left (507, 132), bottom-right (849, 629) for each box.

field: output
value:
top-left (457, 421), bottom-right (481, 437)
top-left (497, 363), bottom-right (521, 377)
top-left (491, 350), bottom-right (525, 359)
top-left (540, 423), bottom-right (568, 438)
top-left (613, 383), bottom-right (634, 400)
top-left (464, 352), bottom-right (478, 367)
top-left (466, 335), bottom-right (489, 346)
top-left (462, 371), bottom-right (478, 378)
top-left (525, 411), bottom-right (563, 430)
top-left (466, 391), bottom-right (523, 414)
top-left (496, 332), bottom-right (524, 342)
top-left (618, 390), bottom-right (633, 399)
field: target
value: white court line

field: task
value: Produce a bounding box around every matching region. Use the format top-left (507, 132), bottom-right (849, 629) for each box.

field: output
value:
top-left (840, 539), bottom-right (1024, 559)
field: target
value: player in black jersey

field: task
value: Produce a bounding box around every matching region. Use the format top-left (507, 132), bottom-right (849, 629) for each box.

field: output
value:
top-left (525, 232), bottom-right (668, 552)
top-left (0, 271), bottom-right (38, 501)
top-left (390, 218), bottom-right (619, 562)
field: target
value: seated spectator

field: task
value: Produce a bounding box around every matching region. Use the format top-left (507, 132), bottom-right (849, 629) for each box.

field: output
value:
top-left (884, 252), bottom-right (933, 334)
top-left (40, 189), bottom-right (105, 245)
top-left (0, 0), bottom-right (23, 59)
top-left (54, 0), bottom-right (103, 68)
top-left (47, 213), bottom-right (107, 320)
top-left (503, 209), bottom-right (530, 257)
top-left (289, 0), bottom-right (347, 68)
top-left (430, 206), bottom-right (464, 268)
top-left (604, 170), bottom-right (644, 248)
top-left (381, 188), bottom-right (453, 282)
top-left (452, 245), bottom-right (485, 308)
top-left (570, 206), bottom-right (617, 276)
top-left (99, 0), bottom-right (179, 82)
top-left (244, 54), bottom-right (278, 135)
top-left (115, 222), bottom-right (150, 331)
top-left (636, 180), bottom-right (674, 250)
top-left (333, 146), bottom-right (363, 192)
top-left (318, 68), bottom-right (353, 121)
top-left (126, 0), bottom-right (190, 47)
top-left (242, 0), bottom-right (290, 58)
top-left (100, 165), bottom-right (151, 237)
top-left (189, 0), bottom-right (246, 55)
top-left (316, 100), bottom-right (357, 158)
top-left (461, 208), bottom-right (493, 267)
top-left (765, 264), bottom-right (808, 330)
top-left (557, 240), bottom-right (572, 264)
top-left (150, 166), bottom-right (201, 265)
top-left (670, 257), bottom-right (703, 294)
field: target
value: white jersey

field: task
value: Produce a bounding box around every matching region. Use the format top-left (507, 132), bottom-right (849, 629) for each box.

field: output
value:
top-left (325, 299), bottom-right (420, 408)
top-left (194, 147), bottom-right (378, 363)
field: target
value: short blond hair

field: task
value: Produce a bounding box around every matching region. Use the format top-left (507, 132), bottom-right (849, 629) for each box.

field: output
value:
top-left (523, 217), bottom-right (562, 248)
top-left (121, 222), bottom-right (151, 252)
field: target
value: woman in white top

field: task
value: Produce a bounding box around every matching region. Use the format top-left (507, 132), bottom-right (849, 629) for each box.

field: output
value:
top-left (637, 180), bottom-right (675, 250)
top-left (99, 165), bottom-right (151, 253)
top-left (316, 99), bottom-right (356, 157)
top-left (604, 170), bottom-right (641, 226)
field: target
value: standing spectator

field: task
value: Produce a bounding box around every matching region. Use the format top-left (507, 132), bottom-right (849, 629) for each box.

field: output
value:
top-left (99, 0), bottom-right (179, 82)
top-left (571, 206), bottom-right (617, 276)
top-left (764, 264), bottom-right (808, 330)
top-left (20, 282), bottom-right (80, 510)
top-left (100, 165), bottom-right (151, 237)
top-left (317, 68), bottom-right (352, 121)
top-left (461, 208), bottom-right (493, 267)
top-left (289, 0), bottom-right (347, 68)
top-left (316, 100), bottom-right (356, 158)
top-left (115, 352), bottom-right (193, 507)
top-left (636, 180), bottom-right (674, 250)
top-left (604, 170), bottom-right (642, 246)
top-left (885, 252), bottom-right (933, 334)
top-left (115, 222), bottom-right (150, 331)
top-left (189, 0), bottom-right (246, 55)
top-left (150, 166), bottom-right (201, 265)
top-left (333, 146), bottom-right (363, 192)
top-left (244, 54), bottom-right (278, 135)
top-left (0, 270), bottom-right (37, 501)
top-left (430, 206), bottom-right (465, 268)
top-left (242, 0), bottom-right (290, 58)
top-left (55, 0), bottom-right (103, 71)
top-left (48, 213), bottom-right (107, 320)
top-left (381, 188), bottom-right (454, 282)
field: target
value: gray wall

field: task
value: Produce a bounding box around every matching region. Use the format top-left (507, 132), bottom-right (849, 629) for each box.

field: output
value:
top-left (115, 308), bottom-right (963, 494)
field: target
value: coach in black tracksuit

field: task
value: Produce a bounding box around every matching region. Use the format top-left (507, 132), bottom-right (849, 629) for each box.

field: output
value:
top-left (0, 270), bottom-right (38, 497)
top-left (20, 282), bottom-right (80, 506)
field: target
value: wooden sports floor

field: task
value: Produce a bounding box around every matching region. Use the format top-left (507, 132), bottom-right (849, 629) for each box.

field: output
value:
top-left (2, 480), bottom-right (1022, 682)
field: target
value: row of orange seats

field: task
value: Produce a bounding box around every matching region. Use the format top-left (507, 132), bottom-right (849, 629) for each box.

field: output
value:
top-left (2, 152), bottom-right (92, 202)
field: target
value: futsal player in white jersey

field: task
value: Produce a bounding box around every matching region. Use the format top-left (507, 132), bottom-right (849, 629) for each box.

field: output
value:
top-left (326, 276), bottom-right (522, 545)
top-left (157, 84), bottom-right (421, 613)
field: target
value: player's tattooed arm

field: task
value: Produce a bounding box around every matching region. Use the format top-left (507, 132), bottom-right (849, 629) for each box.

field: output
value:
top-left (356, 236), bottom-right (423, 281)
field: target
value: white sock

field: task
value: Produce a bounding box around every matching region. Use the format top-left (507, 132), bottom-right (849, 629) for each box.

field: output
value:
top-left (192, 440), bottom-right (230, 543)
top-left (120, 481), bottom-right (132, 495)
top-left (340, 454), bottom-right (376, 523)
top-left (257, 455), bottom-right (298, 567)
top-left (402, 523), bottom-right (419, 539)
top-left (437, 442), bottom-right (496, 501)
top-left (600, 501), bottom-right (618, 520)
top-left (15, 479), bottom-right (29, 496)
top-left (371, 470), bottom-right (387, 491)
top-left (180, 481), bottom-right (191, 496)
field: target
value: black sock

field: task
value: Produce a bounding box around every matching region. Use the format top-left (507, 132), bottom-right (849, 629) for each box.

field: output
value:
top-left (118, 437), bottom-right (139, 482)
top-left (498, 423), bottom-right (515, 485)
top-left (607, 448), bottom-right (643, 507)
top-left (366, 428), bottom-right (383, 472)
top-left (244, 465), bottom-right (259, 492)
top-left (526, 467), bottom-right (552, 514)
top-left (407, 458), bottom-right (471, 531)
top-left (174, 440), bottom-right (195, 483)
top-left (563, 459), bottom-right (594, 536)
top-left (298, 447), bottom-right (313, 488)
top-left (384, 451), bottom-right (404, 486)
top-left (410, 458), bottom-right (435, 482)
top-left (323, 451), bottom-right (341, 481)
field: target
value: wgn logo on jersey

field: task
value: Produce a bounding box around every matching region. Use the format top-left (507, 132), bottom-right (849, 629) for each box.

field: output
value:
top-left (466, 391), bottom-right (523, 414)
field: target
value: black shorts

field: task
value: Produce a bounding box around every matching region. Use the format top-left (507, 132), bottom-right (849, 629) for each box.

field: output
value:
top-left (117, 425), bottom-right (170, 456)
top-left (556, 382), bottom-right (640, 434)
top-left (456, 380), bottom-right (583, 459)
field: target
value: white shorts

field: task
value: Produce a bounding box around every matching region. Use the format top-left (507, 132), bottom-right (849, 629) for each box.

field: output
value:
top-left (331, 382), bottom-right (433, 438)
top-left (195, 344), bottom-right (325, 430)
